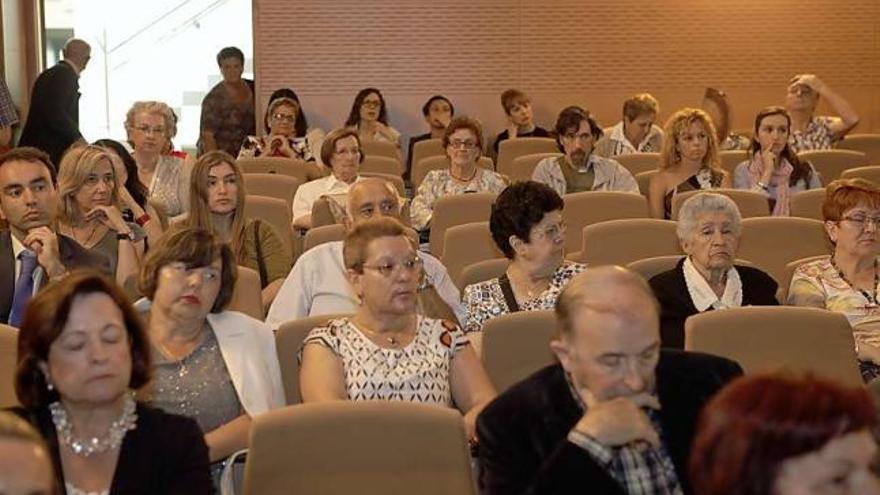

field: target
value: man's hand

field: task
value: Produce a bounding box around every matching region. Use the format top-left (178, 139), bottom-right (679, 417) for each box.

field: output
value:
top-left (573, 390), bottom-right (661, 448)
top-left (24, 226), bottom-right (65, 278)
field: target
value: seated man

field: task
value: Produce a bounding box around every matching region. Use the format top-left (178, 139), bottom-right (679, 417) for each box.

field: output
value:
top-left (785, 73), bottom-right (859, 153)
top-left (0, 147), bottom-right (109, 327)
top-left (477, 265), bottom-right (743, 495)
top-left (405, 95), bottom-right (454, 180)
top-left (266, 177), bottom-right (463, 329)
top-left (491, 89), bottom-right (551, 158)
top-left (595, 93), bottom-right (664, 157)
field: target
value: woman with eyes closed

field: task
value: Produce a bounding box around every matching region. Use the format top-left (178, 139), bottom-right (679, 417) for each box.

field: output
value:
top-left (299, 217), bottom-right (496, 441)
top-left (237, 88), bottom-right (324, 163)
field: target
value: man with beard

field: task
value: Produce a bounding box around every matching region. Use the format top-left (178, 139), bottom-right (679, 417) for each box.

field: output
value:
top-left (477, 266), bottom-right (742, 495)
top-left (532, 106), bottom-right (638, 196)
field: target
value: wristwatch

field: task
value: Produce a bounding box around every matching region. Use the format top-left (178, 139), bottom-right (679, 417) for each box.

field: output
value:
top-left (117, 230), bottom-right (136, 241)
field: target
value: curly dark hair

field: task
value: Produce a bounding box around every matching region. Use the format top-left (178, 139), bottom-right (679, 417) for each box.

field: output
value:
top-left (490, 181), bottom-right (564, 259)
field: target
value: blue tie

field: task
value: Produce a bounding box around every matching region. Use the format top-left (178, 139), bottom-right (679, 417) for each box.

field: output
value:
top-left (8, 250), bottom-right (38, 327)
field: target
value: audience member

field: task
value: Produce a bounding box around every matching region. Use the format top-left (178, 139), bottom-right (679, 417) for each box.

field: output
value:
top-left (125, 101), bottom-right (191, 221)
top-left (137, 227), bottom-right (284, 468)
top-left (410, 116), bottom-right (506, 232)
top-left (463, 181), bottom-right (586, 333)
top-left (532, 106), bottom-right (638, 195)
top-left (266, 177), bottom-right (463, 328)
top-left (198, 46), bottom-right (255, 157)
top-left (649, 193), bottom-right (778, 348)
top-left (733, 106), bottom-right (821, 216)
top-left (787, 179), bottom-right (880, 383)
top-left (0, 411), bottom-right (55, 495)
top-left (700, 87), bottom-right (750, 151)
top-left (0, 78), bottom-right (19, 150)
top-left (595, 93), bottom-right (664, 157)
top-left (18, 38), bottom-right (90, 166)
top-left (491, 89), bottom-right (550, 157)
top-left (0, 147), bottom-right (109, 327)
top-left (785, 74), bottom-right (859, 153)
top-left (648, 108), bottom-right (729, 219)
top-left (477, 265), bottom-right (743, 495)
top-left (690, 373), bottom-right (880, 495)
top-left (405, 95), bottom-right (454, 180)
top-left (56, 145), bottom-right (145, 285)
top-left (344, 87), bottom-right (401, 153)
top-left (238, 87), bottom-right (324, 163)
top-left (12, 271), bottom-right (213, 493)
top-left (185, 150), bottom-right (291, 307)
top-left (299, 216), bottom-right (496, 441)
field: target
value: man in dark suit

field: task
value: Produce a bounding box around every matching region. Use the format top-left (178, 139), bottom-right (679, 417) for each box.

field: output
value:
top-left (477, 266), bottom-right (743, 495)
top-left (18, 38), bottom-right (90, 166)
top-left (0, 147), bottom-right (109, 326)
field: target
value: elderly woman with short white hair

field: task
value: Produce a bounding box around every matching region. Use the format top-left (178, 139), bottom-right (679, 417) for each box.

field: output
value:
top-left (648, 192), bottom-right (778, 348)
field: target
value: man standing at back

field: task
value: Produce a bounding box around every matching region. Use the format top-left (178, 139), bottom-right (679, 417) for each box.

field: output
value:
top-left (19, 38), bottom-right (90, 166)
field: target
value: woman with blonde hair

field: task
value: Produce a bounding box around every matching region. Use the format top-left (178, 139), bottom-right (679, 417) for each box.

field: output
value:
top-left (57, 145), bottom-right (145, 285)
top-left (648, 108), bottom-right (730, 219)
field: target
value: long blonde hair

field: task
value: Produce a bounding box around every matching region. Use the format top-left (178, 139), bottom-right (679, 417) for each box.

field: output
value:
top-left (186, 151), bottom-right (247, 263)
top-left (658, 108), bottom-right (722, 173)
top-left (57, 145), bottom-right (124, 225)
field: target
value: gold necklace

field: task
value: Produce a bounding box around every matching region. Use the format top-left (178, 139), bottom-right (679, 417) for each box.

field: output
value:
top-left (354, 319), bottom-right (414, 348)
top-left (69, 220), bottom-right (103, 247)
top-left (450, 166), bottom-right (478, 183)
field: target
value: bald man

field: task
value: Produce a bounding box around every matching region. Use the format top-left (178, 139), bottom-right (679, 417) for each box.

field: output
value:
top-left (266, 178), bottom-right (463, 328)
top-left (477, 266), bottom-right (743, 495)
top-left (19, 38), bottom-right (91, 166)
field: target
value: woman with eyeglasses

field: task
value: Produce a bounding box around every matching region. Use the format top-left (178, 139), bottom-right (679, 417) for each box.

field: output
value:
top-left (463, 181), bottom-right (586, 333)
top-left (344, 87), bottom-right (401, 150)
top-left (784, 73), bottom-right (859, 153)
top-left (237, 88), bottom-right (324, 163)
top-left (410, 116), bottom-right (507, 232)
top-left (299, 217), bottom-right (496, 441)
top-left (788, 179), bottom-right (880, 382)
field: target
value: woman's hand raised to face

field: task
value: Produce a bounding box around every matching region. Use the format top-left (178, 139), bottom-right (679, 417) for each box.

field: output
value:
top-left (87, 205), bottom-right (129, 233)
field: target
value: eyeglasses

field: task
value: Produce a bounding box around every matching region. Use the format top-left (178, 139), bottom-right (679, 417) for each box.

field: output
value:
top-left (361, 99), bottom-right (382, 109)
top-left (272, 113), bottom-right (296, 123)
top-left (448, 139), bottom-right (478, 150)
top-left (134, 125), bottom-right (165, 136)
top-left (562, 132), bottom-right (593, 142)
top-left (362, 257), bottom-right (423, 278)
top-left (533, 221), bottom-right (567, 241)
top-left (841, 216), bottom-right (880, 229)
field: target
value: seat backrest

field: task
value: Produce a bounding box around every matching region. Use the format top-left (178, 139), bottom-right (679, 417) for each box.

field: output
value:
top-left (244, 195), bottom-right (294, 257)
top-left (459, 258), bottom-right (510, 290)
top-left (509, 152), bottom-right (563, 183)
top-left (671, 188), bottom-right (769, 220)
top-left (229, 265), bottom-right (264, 320)
top-left (482, 310), bottom-right (557, 392)
top-left (840, 165), bottom-right (880, 184)
top-left (718, 150), bottom-right (750, 176)
top-left (243, 173), bottom-right (301, 208)
top-left (836, 134), bottom-right (880, 164)
top-left (737, 217), bottom-right (830, 285)
top-left (237, 157), bottom-right (323, 183)
top-left (275, 313), bottom-right (349, 405)
top-left (361, 140), bottom-right (399, 160)
top-left (412, 156), bottom-right (493, 190)
top-left (242, 401), bottom-right (475, 495)
top-left (310, 197), bottom-right (340, 228)
top-left (635, 169), bottom-right (657, 196)
top-left (627, 255), bottom-right (685, 281)
top-left (685, 306), bottom-right (861, 386)
top-left (778, 254), bottom-right (829, 303)
top-left (302, 224), bottom-right (346, 253)
top-left (441, 222), bottom-right (504, 288)
top-left (496, 137), bottom-right (559, 177)
top-left (410, 139), bottom-right (445, 177)
top-left (561, 191), bottom-right (650, 254)
top-left (800, 149), bottom-right (869, 183)
top-left (789, 188), bottom-right (827, 220)
top-left (613, 152), bottom-right (660, 176)
top-left (580, 219), bottom-right (681, 266)
top-left (0, 324), bottom-right (17, 408)
top-left (429, 193), bottom-right (498, 257)
top-left (360, 155), bottom-right (401, 176)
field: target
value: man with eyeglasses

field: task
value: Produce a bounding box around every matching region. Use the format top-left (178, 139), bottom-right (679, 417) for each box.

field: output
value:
top-left (19, 38), bottom-right (91, 167)
top-left (266, 177), bottom-right (463, 329)
top-left (784, 73), bottom-right (860, 153)
top-left (533, 106), bottom-right (639, 196)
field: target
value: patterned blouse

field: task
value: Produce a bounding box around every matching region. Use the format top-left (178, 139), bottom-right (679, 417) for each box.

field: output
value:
top-left (198, 80), bottom-right (256, 156)
top-left (302, 316), bottom-right (469, 405)
top-left (463, 262), bottom-right (588, 333)
top-left (146, 154), bottom-right (190, 220)
top-left (237, 129), bottom-right (323, 162)
top-left (789, 116), bottom-right (837, 153)
top-left (410, 168), bottom-right (507, 231)
top-left (787, 256), bottom-right (880, 347)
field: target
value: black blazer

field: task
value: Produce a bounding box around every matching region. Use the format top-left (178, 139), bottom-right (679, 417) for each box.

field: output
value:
top-left (477, 350), bottom-right (743, 495)
top-left (0, 229), bottom-right (111, 324)
top-left (649, 259), bottom-right (779, 349)
top-left (11, 403), bottom-right (214, 495)
top-left (18, 60), bottom-right (83, 166)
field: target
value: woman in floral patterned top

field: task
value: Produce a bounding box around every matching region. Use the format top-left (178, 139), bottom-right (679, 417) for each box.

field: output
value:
top-left (299, 217), bottom-right (495, 440)
top-left (788, 179), bottom-right (880, 382)
top-left (463, 181), bottom-right (586, 333)
top-left (237, 88), bottom-right (324, 163)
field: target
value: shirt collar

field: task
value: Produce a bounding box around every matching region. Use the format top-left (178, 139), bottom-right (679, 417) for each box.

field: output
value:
top-left (322, 174), bottom-right (362, 192)
top-left (609, 121), bottom-right (659, 151)
top-left (682, 257), bottom-right (743, 311)
top-left (10, 233), bottom-right (25, 260)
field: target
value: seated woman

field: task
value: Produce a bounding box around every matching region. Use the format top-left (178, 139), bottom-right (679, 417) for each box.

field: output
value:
top-left (299, 217), bottom-right (496, 440)
top-left (491, 89), bottom-right (551, 158)
top-left (238, 87), bottom-right (324, 163)
top-left (463, 181), bottom-right (586, 333)
top-left (649, 192), bottom-right (778, 348)
top-left (344, 87), bottom-right (401, 156)
top-left (185, 150), bottom-right (291, 307)
top-left (125, 101), bottom-right (191, 221)
top-left (700, 87), bottom-right (750, 151)
top-left (410, 116), bottom-right (507, 232)
top-left (733, 106), bottom-right (821, 216)
top-left (648, 108), bottom-right (731, 219)
top-left (532, 106), bottom-right (639, 195)
top-left (690, 374), bottom-right (879, 495)
top-left (56, 145), bottom-right (145, 286)
top-left (788, 179), bottom-right (880, 383)
top-left (406, 95), bottom-right (454, 180)
top-left (137, 227), bottom-right (284, 468)
top-left (0, 411), bottom-right (55, 495)
top-left (12, 271), bottom-right (213, 493)
top-left (785, 73), bottom-right (859, 153)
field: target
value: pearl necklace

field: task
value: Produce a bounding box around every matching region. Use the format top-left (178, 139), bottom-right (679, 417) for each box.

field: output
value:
top-left (50, 394), bottom-right (138, 457)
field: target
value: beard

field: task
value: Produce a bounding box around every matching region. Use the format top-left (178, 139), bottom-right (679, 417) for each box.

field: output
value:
top-left (570, 150), bottom-right (587, 169)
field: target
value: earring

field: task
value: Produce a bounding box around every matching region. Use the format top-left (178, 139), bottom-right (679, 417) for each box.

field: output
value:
top-left (46, 381), bottom-right (54, 391)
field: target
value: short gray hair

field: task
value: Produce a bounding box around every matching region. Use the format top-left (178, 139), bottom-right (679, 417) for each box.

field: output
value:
top-left (676, 192), bottom-right (742, 241)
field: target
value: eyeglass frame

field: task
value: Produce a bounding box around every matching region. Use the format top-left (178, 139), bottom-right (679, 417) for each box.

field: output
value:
top-left (360, 256), bottom-right (424, 278)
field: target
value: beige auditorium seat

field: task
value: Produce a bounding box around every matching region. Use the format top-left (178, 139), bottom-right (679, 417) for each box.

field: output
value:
top-left (496, 137), bottom-right (559, 178)
top-left (509, 152), bottom-right (562, 183)
top-left (685, 306), bottom-right (861, 386)
top-left (242, 173), bottom-right (301, 208)
top-left (578, 219), bottom-right (681, 266)
top-left (361, 140), bottom-right (399, 160)
top-left (0, 323), bottom-right (17, 408)
top-left (561, 191), bottom-right (650, 254)
top-left (237, 156), bottom-right (323, 183)
top-left (459, 258), bottom-right (509, 290)
top-left (671, 189), bottom-right (769, 220)
top-left (800, 149), bottom-right (868, 183)
top-left (441, 222), bottom-right (504, 288)
top-left (410, 138), bottom-right (444, 177)
top-left (778, 254), bottom-right (828, 303)
top-left (737, 217), bottom-right (829, 285)
top-left (481, 310), bottom-right (557, 392)
top-left (429, 193), bottom-right (498, 257)
top-left (613, 152), bottom-right (660, 176)
top-left (840, 165), bottom-right (880, 184)
top-left (836, 134), bottom-right (880, 164)
top-left (361, 155), bottom-right (401, 176)
top-left (635, 170), bottom-right (657, 196)
top-left (244, 196), bottom-right (294, 257)
top-left (412, 155), bottom-right (494, 190)
top-left (302, 224), bottom-right (346, 253)
top-left (229, 265), bottom-right (264, 320)
top-left (275, 313), bottom-right (349, 405)
top-left (789, 188), bottom-right (826, 220)
top-left (242, 401), bottom-right (476, 495)
top-left (309, 197), bottom-right (341, 228)
top-left (718, 150), bottom-right (750, 176)
top-left (627, 255), bottom-right (685, 281)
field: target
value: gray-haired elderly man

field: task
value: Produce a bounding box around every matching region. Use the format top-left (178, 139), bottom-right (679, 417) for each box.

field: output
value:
top-left (266, 177), bottom-right (462, 329)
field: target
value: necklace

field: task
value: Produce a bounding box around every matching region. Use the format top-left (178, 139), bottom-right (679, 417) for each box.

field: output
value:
top-left (449, 166), bottom-right (478, 183)
top-left (50, 393), bottom-right (137, 457)
top-left (153, 327), bottom-right (205, 378)
top-left (355, 319), bottom-right (414, 348)
top-left (69, 221), bottom-right (103, 248)
top-left (830, 256), bottom-right (879, 307)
